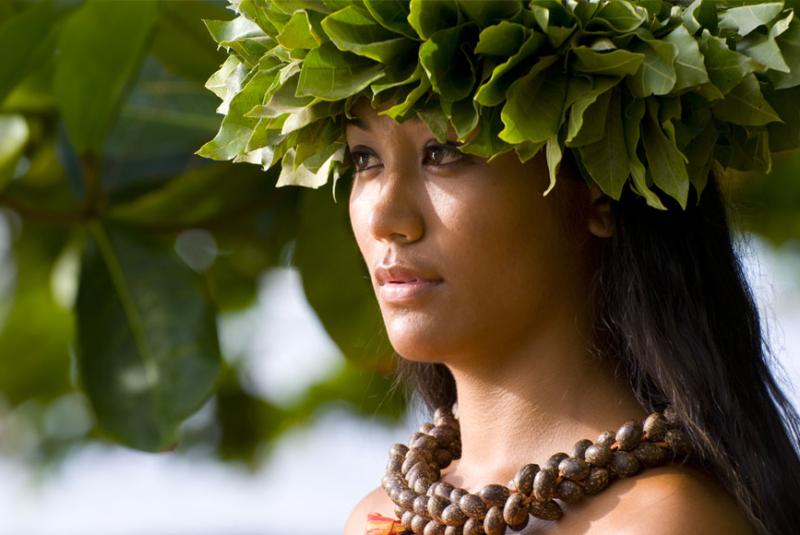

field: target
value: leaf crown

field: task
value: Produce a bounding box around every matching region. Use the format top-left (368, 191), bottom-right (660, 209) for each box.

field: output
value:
top-left (197, 0), bottom-right (800, 210)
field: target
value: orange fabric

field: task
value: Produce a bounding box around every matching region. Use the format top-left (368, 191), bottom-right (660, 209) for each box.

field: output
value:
top-left (365, 512), bottom-right (405, 534)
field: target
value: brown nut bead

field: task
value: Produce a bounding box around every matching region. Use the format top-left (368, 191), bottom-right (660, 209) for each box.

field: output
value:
top-left (665, 428), bottom-right (692, 458)
top-left (426, 482), bottom-right (440, 497)
top-left (424, 520), bottom-right (446, 535)
top-left (583, 467), bottom-right (611, 495)
top-left (610, 450), bottom-right (641, 477)
top-left (556, 479), bottom-right (584, 503)
top-left (420, 422), bottom-right (435, 433)
top-left (571, 438), bottom-right (594, 460)
top-left (643, 412), bottom-right (668, 441)
top-left (428, 495), bottom-right (449, 522)
top-left (402, 510), bottom-right (415, 529)
top-left (387, 454), bottom-right (403, 473)
top-left (398, 489), bottom-right (416, 510)
top-left (477, 484), bottom-right (510, 508)
top-left (483, 506), bottom-right (506, 535)
top-left (391, 443), bottom-right (410, 458)
top-left (463, 517), bottom-right (484, 535)
top-left (513, 463), bottom-right (539, 496)
top-left (450, 487), bottom-right (467, 505)
top-left (430, 425), bottom-right (458, 446)
top-left (411, 514), bottom-right (428, 535)
top-left (559, 457), bottom-right (590, 481)
top-left (414, 477), bottom-right (433, 495)
top-left (434, 448), bottom-right (454, 468)
top-left (414, 494), bottom-right (432, 518)
top-left (442, 504), bottom-right (468, 526)
top-left (436, 482), bottom-right (456, 500)
top-left (584, 443), bottom-right (612, 467)
top-left (502, 493), bottom-right (529, 527)
top-left (596, 431), bottom-right (615, 448)
top-left (633, 441), bottom-right (668, 467)
top-left (544, 452), bottom-right (569, 471)
top-left (412, 434), bottom-right (439, 451)
top-left (459, 493), bottom-right (488, 520)
top-left (530, 499), bottom-right (563, 521)
top-left (445, 526), bottom-right (464, 535)
top-left (533, 467), bottom-right (558, 502)
top-left (615, 420), bottom-right (644, 451)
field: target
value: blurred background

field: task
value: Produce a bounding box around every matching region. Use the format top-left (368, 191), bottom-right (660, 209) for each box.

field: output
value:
top-left (0, 1), bottom-right (798, 534)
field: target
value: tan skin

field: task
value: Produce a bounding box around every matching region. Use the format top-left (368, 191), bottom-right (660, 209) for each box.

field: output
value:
top-left (343, 97), bottom-right (754, 535)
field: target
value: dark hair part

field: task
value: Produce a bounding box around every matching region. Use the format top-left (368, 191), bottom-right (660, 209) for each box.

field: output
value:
top-left (390, 172), bottom-right (800, 535)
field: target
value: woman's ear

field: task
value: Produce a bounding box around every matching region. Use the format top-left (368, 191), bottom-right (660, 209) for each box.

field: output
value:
top-left (586, 183), bottom-right (615, 238)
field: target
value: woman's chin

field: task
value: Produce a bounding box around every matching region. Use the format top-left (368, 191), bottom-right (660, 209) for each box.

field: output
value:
top-left (385, 318), bottom-right (458, 362)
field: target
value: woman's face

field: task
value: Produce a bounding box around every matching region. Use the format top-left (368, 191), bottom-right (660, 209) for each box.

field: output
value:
top-left (346, 98), bottom-right (596, 364)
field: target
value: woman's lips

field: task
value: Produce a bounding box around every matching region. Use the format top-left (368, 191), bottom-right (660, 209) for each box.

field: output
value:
top-left (377, 278), bottom-right (443, 303)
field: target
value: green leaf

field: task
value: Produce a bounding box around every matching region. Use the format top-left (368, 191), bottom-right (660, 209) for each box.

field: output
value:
top-left (769, 16), bottom-right (800, 88)
top-left (0, 223), bottom-right (73, 405)
top-left (642, 99), bottom-right (689, 208)
top-left (499, 60), bottom-right (566, 144)
top-left (578, 90), bottom-right (630, 200)
top-left (700, 31), bottom-right (756, 94)
top-left (475, 20), bottom-right (526, 56)
top-left (363, 0), bottom-right (416, 39)
top-left (571, 47), bottom-right (644, 76)
top-left (0, 1), bottom-right (73, 104)
top-left (293, 188), bottom-right (392, 366)
top-left (623, 97), bottom-right (666, 210)
top-left (592, 0), bottom-right (648, 33)
top-left (197, 67), bottom-right (279, 161)
top-left (416, 104), bottom-right (450, 143)
top-left (567, 82), bottom-right (616, 147)
top-left (408, 0), bottom-right (460, 39)
top-left (77, 222), bottom-right (221, 451)
top-left (0, 114), bottom-right (28, 187)
top-left (457, 0), bottom-right (522, 28)
top-left (277, 9), bottom-right (320, 50)
top-left (544, 135), bottom-right (562, 196)
top-left (565, 76), bottom-right (620, 147)
top-left (296, 41), bottom-right (385, 99)
top-left (627, 33), bottom-right (678, 96)
top-left (459, 105), bottom-right (514, 158)
top-left (737, 32), bottom-right (791, 72)
top-left (419, 24), bottom-right (477, 103)
top-left (713, 73), bottom-right (781, 125)
top-left (322, 4), bottom-right (415, 63)
top-left (474, 30), bottom-right (546, 106)
top-left (55, 0), bottom-right (157, 154)
top-left (718, 2), bottom-right (784, 36)
top-left (664, 26), bottom-right (709, 92)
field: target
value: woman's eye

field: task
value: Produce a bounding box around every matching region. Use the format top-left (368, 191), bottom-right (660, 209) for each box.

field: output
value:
top-left (350, 151), bottom-right (381, 172)
top-left (426, 144), bottom-right (464, 166)
top-left (348, 144), bottom-right (464, 173)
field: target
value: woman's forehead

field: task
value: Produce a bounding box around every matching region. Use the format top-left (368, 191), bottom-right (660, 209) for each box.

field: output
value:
top-left (345, 98), bottom-right (457, 140)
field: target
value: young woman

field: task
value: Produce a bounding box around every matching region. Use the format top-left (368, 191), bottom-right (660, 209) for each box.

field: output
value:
top-left (341, 96), bottom-right (800, 535)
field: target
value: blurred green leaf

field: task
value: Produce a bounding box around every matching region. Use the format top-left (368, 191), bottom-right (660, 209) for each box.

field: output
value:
top-left (55, 0), bottom-right (158, 153)
top-left (0, 221), bottom-right (73, 406)
top-left (293, 187), bottom-right (392, 367)
top-left (0, 114), bottom-right (29, 186)
top-left (0, 1), bottom-right (72, 104)
top-left (75, 221), bottom-right (221, 451)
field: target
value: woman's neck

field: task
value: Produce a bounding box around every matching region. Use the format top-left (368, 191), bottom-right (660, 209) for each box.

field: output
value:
top-left (440, 306), bottom-right (645, 492)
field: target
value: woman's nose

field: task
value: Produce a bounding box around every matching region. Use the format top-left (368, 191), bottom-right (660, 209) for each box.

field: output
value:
top-left (367, 165), bottom-right (425, 245)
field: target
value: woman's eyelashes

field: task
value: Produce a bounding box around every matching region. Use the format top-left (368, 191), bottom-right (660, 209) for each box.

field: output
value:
top-left (348, 143), bottom-right (466, 174)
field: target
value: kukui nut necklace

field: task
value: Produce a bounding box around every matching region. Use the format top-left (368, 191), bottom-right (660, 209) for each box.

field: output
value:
top-left (382, 404), bottom-right (692, 535)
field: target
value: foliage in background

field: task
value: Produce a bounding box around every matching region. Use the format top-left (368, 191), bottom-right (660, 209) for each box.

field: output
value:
top-left (0, 0), bottom-right (401, 467)
top-left (0, 0), bottom-right (796, 467)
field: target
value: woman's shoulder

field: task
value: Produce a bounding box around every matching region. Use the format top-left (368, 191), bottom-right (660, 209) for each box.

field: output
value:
top-left (343, 463), bottom-right (757, 535)
top-left (556, 463), bottom-right (757, 535)
top-left (343, 485), bottom-right (398, 535)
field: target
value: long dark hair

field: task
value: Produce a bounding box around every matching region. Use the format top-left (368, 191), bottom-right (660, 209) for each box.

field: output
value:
top-left (389, 168), bottom-right (800, 535)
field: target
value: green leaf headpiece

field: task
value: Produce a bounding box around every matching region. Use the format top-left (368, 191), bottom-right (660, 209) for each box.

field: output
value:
top-left (197, 0), bottom-right (800, 210)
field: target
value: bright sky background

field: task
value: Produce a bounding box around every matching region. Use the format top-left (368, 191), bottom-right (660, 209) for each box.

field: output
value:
top-left (0, 235), bottom-right (797, 535)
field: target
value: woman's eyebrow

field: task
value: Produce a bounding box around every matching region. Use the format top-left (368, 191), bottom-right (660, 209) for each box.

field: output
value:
top-left (345, 117), bottom-right (370, 131)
